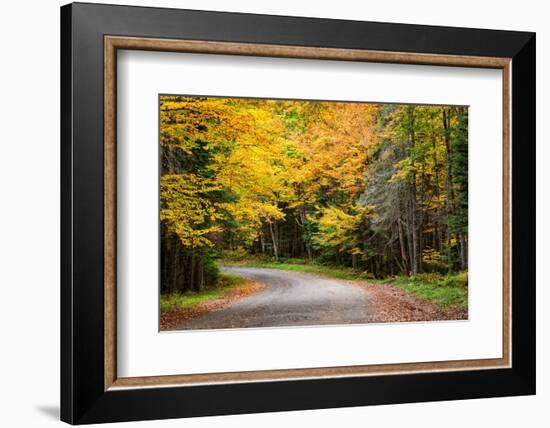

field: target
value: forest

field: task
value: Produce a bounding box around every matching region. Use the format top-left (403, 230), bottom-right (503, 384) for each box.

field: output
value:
top-left (160, 95), bottom-right (468, 295)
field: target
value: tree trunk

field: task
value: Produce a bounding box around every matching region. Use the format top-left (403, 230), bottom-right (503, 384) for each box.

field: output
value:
top-left (297, 207), bottom-right (313, 262)
top-left (190, 253), bottom-right (197, 291)
top-left (196, 256), bottom-right (204, 291)
top-left (406, 209), bottom-right (414, 277)
top-left (269, 222), bottom-right (279, 262)
top-left (443, 108), bottom-right (455, 206)
top-left (260, 230), bottom-right (266, 253)
top-left (459, 232), bottom-right (468, 270)
top-left (305, 242), bottom-right (313, 263)
top-left (442, 108), bottom-right (456, 271)
top-left (411, 190), bottom-right (419, 276)
top-left (398, 220), bottom-right (409, 276)
top-left (431, 132), bottom-right (443, 255)
top-left (408, 106), bottom-right (419, 276)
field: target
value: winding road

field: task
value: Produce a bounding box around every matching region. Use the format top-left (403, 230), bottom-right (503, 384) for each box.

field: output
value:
top-left (177, 267), bottom-right (372, 330)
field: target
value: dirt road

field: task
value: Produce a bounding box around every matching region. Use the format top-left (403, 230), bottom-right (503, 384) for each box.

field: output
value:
top-left (177, 267), bottom-right (372, 330)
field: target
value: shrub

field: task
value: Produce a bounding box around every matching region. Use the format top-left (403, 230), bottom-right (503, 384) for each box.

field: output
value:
top-left (203, 254), bottom-right (219, 286)
top-left (359, 271), bottom-right (375, 280)
top-left (221, 247), bottom-right (250, 261)
top-left (441, 271), bottom-right (468, 288)
top-left (281, 257), bottom-right (310, 265)
top-left (412, 272), bottom-right (442, 284)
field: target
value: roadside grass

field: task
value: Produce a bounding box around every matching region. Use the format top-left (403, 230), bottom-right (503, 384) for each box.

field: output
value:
top-left (222, 258), bottom-right (376, 281)
top-left (390, 273), bottom-right (468, 311)
top-left (160, 273), bottom-right (245, 315)
top-left (222, 258), bottom-right (468, 312)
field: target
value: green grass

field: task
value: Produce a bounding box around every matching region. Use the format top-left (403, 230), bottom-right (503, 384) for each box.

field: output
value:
top-left (223, 258), bottom-right (377, 281)
top-left (391, 274), bottom-right (468, 311)
top-left (160, 273), bottom-right (245, 314)
top-left (223, 259), bottom-right (468, 312)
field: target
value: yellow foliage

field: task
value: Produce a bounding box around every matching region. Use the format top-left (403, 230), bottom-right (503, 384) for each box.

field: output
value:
top-left (312, 204), bottom-right (367, 255)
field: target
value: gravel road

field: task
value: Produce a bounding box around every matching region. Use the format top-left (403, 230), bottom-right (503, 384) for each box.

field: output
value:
top-left (176, 267), bottom-right (372, 330)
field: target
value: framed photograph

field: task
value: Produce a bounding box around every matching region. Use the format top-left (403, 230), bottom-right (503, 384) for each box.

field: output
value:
top-left (61, 2), bottom-right (535, 424)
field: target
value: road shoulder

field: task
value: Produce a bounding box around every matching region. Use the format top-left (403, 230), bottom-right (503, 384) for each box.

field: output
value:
top-left (160, 279), bottom-right (264, 330)
top-left (350, 281), bottom-right (468, 323)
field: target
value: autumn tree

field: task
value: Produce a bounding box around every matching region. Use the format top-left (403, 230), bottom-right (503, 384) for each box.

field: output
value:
top-left (160, 96), bottom-right (468, 293)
